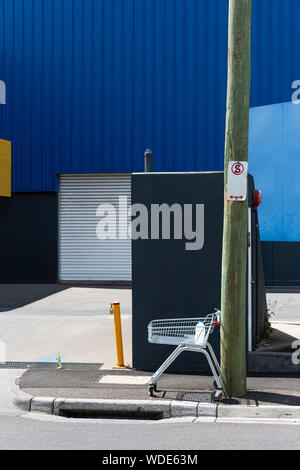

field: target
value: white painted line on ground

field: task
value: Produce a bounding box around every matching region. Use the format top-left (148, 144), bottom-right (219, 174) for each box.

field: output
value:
top-left (97, 375), bottom-right (150, 385)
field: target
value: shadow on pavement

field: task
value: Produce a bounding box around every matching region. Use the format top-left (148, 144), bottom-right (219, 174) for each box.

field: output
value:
top-left (247, 391), bottom-right (300, 406)
top-left (267, 287), bottom-right (300, 294)
top-left (221, 391), bottom-right (300, 406)
top-left (0, 284), bottom-right (69, 310)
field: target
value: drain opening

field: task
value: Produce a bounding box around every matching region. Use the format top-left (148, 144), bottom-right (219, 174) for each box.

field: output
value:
top-left (58, 409), bottom-right (164, 420)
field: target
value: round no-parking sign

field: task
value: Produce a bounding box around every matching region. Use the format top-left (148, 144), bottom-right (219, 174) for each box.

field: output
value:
top-left (227, 161), bottom-right (248, 201)
top-left (231, 162), bottom-right (245, 176)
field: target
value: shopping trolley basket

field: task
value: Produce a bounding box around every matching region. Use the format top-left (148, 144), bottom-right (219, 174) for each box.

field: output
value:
top-left (147, 310), bottom-right (222, 400)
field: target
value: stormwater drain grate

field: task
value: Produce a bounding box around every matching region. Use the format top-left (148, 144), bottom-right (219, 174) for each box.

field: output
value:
top-left (0, 362), bottom-right (103, 371)
top-left (176, 392), bottom-right (212, 403)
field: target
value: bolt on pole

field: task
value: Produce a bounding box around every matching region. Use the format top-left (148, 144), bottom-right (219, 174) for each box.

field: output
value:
top-left (221, 0), bottom-right (253, 398)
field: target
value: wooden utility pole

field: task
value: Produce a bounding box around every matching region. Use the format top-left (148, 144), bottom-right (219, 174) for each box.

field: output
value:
top-left (221, 0), bottom-right (252, 397)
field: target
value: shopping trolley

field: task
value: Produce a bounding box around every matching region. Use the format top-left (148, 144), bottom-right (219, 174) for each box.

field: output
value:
top-left (147, 309), bottom-right (222, 401)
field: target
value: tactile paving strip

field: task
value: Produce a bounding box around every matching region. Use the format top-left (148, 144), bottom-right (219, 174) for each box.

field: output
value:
top-left (0, 362), bottom-right (103, 371)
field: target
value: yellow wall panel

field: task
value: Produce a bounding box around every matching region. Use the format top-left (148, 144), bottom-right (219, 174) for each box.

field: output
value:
top-left (0, 140), bottom-right (11, 197)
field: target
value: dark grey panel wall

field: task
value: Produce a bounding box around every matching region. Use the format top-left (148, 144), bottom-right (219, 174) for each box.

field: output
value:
top-left (262, 242), bottom-right (300, 287)
top-left (0, 193), bottom-right (58, 283)
top-left (132, 173), bottom-right (224, 373)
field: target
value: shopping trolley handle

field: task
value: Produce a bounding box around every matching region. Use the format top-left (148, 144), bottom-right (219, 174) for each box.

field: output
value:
top-left (213, 308), bottom-right (221, 326)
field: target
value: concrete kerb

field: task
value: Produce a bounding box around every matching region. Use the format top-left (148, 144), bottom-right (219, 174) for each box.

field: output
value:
top-left (53, 398), bottom-right (173, 418)
top-left (52, 399), bottom-right (217, 419)
top-left (12, 387), bottom-right (33, 412)
top-left (13, 387), bottom-right (217, 418)
top-left (31, 396), bottom-right (55, 414)
top-left (217, 404), bottom-right (300, 420)
top-left (12, 386), bottom-right (300, 421)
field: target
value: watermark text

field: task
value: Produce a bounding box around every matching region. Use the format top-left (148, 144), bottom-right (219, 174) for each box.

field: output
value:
top-left (96, 197), bottom-right (205, 251)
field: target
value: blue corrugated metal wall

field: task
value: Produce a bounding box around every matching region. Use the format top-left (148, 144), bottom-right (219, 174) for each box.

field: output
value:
top-left (0, 0), bottom-right (300, 192)
top-left (249, 101), bottom-right (300, 242)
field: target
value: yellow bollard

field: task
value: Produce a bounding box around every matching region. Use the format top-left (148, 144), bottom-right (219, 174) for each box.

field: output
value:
top-left (111, 302), bottom-right (130, 369)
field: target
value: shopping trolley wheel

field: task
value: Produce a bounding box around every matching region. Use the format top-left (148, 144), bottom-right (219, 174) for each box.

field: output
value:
top-left (212, 389), bottom-right (223, 402)
top-left (213, 379), bottom-right (223, 389)
top-left (148, 384), bottom-right (157, 397)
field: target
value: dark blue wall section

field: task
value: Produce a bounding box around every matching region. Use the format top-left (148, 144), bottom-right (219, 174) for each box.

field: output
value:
top-left (0, 0), bottom-right (300, 193)
top-left (0, 192), bottom-right (58, 282)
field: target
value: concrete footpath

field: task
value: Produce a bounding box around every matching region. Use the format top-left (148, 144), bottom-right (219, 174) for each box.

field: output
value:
top-left (1, 284), bottom-right (299, 422)
top-left (14, 368), bottom-right (300, 422)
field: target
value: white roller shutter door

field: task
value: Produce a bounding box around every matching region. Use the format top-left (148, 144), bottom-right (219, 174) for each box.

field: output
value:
top-left (59, 174), bottom-right (132, 281)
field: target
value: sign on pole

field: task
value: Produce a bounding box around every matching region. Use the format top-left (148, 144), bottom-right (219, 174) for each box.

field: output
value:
top-left (227, 161), bottom-right (248, 201)
top-left (0, 139), bottom-right (11, 197)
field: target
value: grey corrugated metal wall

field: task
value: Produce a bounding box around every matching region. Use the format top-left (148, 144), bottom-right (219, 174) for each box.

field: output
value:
top-left (0, 0), bottom-right (299, 192)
